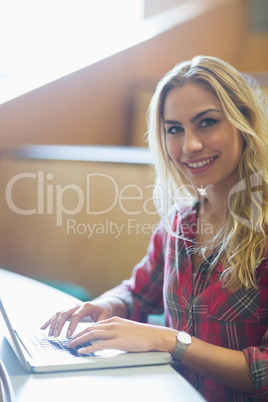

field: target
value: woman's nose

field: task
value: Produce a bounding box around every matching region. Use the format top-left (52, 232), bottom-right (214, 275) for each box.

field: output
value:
top-left (182, 130), bottom-right (203, 155)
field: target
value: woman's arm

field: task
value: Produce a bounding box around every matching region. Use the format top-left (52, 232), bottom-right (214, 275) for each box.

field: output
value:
top-left (66, 317), bottom-right (255, 395)
top-left (181, 336), bottom-right (255, 394)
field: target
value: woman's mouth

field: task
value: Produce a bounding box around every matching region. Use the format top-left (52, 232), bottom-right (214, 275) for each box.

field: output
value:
top-left (183, 156), bottom-right (217, 173)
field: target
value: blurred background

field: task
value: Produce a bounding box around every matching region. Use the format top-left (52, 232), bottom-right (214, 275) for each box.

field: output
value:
top-left (0, 0), bottom-right (267, 299)
top-left (0, 0), bottom-right (267, 147)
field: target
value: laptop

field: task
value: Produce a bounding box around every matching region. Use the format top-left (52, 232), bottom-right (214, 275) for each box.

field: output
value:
top-left (0, 298), bottom-right (170, 373)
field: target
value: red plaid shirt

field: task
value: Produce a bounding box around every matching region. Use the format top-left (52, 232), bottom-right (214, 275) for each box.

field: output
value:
top-left (103, 205), bottom-right (268, 401)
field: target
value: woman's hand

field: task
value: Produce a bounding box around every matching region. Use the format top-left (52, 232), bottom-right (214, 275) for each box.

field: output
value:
top-left (66, 317), bottom-right (177, 355)
top-left (40, 297), bottom-right (127, 338)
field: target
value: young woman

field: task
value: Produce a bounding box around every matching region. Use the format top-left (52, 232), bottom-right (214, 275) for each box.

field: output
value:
top-left (42, 56), bottom-right (268, 401)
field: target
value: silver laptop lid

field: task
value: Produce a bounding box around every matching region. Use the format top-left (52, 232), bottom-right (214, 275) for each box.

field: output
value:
top-left (0, 298), bottom-right (31, 373)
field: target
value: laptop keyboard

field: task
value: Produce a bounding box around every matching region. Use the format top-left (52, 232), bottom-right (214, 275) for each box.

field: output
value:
top-left (17, 329), bottom-right (94, 359)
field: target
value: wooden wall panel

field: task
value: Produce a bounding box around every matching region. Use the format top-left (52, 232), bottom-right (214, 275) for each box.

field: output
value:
top-left (0, 150), bottom-right (158, 298)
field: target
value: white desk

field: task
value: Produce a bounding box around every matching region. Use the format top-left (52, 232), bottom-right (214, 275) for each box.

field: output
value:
top-left (0, 269), bottom-right (205, 402)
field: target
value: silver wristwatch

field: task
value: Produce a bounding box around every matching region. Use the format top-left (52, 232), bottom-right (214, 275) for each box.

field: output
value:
top-left (172, 331), bottom-right (192, 362)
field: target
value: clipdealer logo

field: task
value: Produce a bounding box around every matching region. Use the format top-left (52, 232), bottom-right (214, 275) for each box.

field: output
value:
top-left (5, 170), bottom-right (264, 236)
top-left (5, 171), bottom-right (158, 231)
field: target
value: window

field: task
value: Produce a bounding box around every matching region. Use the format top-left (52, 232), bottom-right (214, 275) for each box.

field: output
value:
top-left (0, 0), bottom-right (144, 104)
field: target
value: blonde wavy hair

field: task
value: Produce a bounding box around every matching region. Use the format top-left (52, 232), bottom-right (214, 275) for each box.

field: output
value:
top-left (147, 55), bottom-right (268, 291)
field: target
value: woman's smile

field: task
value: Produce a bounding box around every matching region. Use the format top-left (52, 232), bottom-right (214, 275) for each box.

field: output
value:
top-left (183, 156), bottom-right (218, 173)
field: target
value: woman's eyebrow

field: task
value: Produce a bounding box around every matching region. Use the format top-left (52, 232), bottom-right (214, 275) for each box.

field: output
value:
top-left (164, 119), bottom-right (182, 125)
top-left (191, 108), bottom-right (221, 123)
top-left (164, 108), bottom-right (221, 126)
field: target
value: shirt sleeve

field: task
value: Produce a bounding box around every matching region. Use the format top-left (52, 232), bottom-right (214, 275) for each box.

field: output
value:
top-left (100, 221), bottom-right (166, 322)
top-left (243, 332), bottom-right (268, 398)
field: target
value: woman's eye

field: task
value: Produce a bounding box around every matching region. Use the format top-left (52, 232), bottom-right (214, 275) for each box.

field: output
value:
top-left (167, 126), bottom-right (184, 134)
top-left (200, 118), bottom-right (217, 128)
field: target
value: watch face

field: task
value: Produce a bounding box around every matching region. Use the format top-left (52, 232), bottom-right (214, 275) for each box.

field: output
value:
top-left (178, 331), bottom-right (192, 345)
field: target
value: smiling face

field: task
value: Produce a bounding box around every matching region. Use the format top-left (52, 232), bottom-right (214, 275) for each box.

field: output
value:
top-left (163, 82), bottom-right (244, 193)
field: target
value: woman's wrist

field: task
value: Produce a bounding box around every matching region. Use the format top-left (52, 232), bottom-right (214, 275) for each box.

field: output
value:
top-left (152, 326), bottom-right (178, 354)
